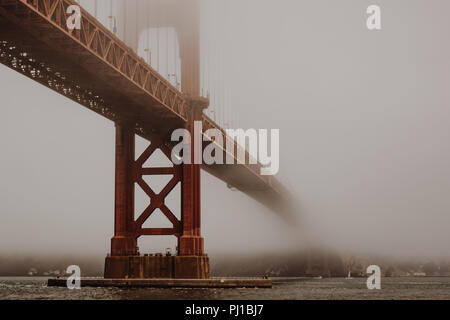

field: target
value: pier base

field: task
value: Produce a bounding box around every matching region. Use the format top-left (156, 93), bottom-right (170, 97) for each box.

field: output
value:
top-left (47, 277), bottom-right (272, 288)
top-left (104, 255), bottom-right (210, 279)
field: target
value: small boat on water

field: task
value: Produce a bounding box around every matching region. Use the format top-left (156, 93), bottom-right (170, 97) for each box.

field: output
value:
top-left (346, 271), bottom-right (353, 279)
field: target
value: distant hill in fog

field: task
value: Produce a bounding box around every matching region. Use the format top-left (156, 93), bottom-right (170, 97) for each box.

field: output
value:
top-left (1, 252), bottom-right (448, 277)
top-left (211, 250), bottom-right (346, 277)
top-left (0, 254), bottom-right (104, 277)
top-left (0, 251), bottom-right (345, 277)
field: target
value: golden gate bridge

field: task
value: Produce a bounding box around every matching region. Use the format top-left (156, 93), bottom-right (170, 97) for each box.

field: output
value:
top-left (0, 0), bottom-right (296, 282)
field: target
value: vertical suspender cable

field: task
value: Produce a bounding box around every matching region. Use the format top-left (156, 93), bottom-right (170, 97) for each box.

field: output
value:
top-left (200, 1), bottom-right (204, 97)
top-left (225, 5), bottom-right (230, 130)
top-left (219, 0), bottom-right (224, 127)
top-left (202, 1), bottom-right (207, 98)
top-left (216, 0), bottom-right (219, 122)
top-left (221, 0), bottom-right (225, 128)
top-left (123, 0), bottom-right (127, 44)
top-left (166, 11), bottom-right (169, 81)
top-left (164, 15), bottom-right (170, 82)
top-left (214, 0), bottom-right (218, 123)
top-left (212, 0), bottom-right (217, 122)
top-left (146, 0), bottom-right (150, 64)
top-left (223, 0), bottom-right (227, 128)
top-left (157, 4), bottom-right (160, 73)
top-left (173, 28), bottom-right (177, 87)
top-left (135, 0), bottom-right (138, 52)
top-left (207, 0), bottom-right (212, 117)
top-left (206, 0), bottom-right (210, 114)
top-left (199, 5), bottom-right (202, 97)
top-left (224, 0), bottom-right (229, 129)
top-left (109, 0), bottom-right (113, 32)
top-left (151, 0), bottom-right (155, 69)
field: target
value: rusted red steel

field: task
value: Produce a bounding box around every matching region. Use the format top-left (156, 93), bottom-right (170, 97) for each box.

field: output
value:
top-left (178, 98), bottom-right (208, 256)
top-left (133, 136), bottom-right (182, 239)
top-left (15, 0), bottom-right (189, 120)
top-left (111, 122), bottom-right (138, 256)
top-left (112, 121), bottom-right (190, 256)
top-left (111, 98), bottom-right (209, 257)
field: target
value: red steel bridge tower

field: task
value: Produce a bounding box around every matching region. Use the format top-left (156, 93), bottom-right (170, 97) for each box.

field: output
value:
top-left (105, 0), bottom-right (211, 279)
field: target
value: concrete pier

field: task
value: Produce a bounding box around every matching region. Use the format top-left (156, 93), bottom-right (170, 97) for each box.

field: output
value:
top-left (47, 277), bottom-right (272, 288)
top-left (104, 255), bottom-right (210, 279)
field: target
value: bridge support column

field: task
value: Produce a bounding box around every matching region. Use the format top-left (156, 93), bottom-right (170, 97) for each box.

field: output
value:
top-left (179, 160), bottom-right (204, 256)
top-left (105, 100), bottom-right (210, 279)
top-left (179, 97), bottom-right (208, 257)
top-left (110, 121), bottom-right (137, 257)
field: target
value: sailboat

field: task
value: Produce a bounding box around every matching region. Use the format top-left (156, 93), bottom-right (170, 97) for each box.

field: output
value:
top-left (346, 270), bottom-right (353, 279)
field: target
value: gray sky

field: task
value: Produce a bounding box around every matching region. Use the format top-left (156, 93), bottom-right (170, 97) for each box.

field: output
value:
top-left (1, 0), bottom-right (449, 259)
